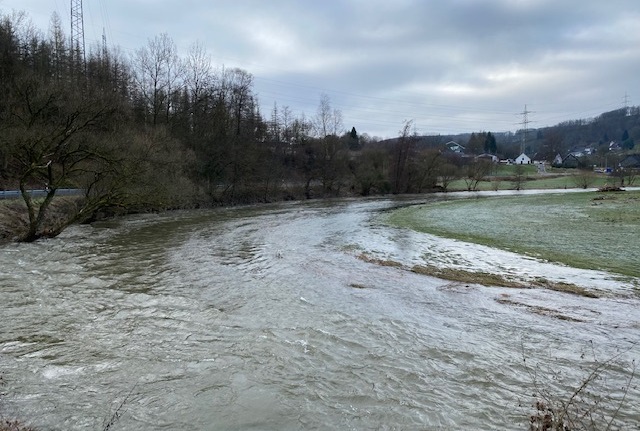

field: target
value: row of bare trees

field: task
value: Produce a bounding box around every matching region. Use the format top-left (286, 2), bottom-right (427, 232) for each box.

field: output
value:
top-left (0, 10), bottom-right (484, 241)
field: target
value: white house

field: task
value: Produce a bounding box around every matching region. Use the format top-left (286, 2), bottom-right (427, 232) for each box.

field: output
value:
top-left (445, 141), bottom-right (465, 153)
top-left (514, 153), bottom-right (531, 165)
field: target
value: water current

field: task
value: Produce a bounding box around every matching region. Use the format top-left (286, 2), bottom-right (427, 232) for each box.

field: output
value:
top-left (1, 195), bottom-right (639, 430)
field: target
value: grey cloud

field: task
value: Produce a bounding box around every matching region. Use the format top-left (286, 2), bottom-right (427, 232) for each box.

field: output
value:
top-left (3, 0), bottom-right (639, 137)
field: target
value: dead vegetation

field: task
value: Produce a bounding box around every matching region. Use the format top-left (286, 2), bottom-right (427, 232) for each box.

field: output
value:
top-left (0, 373), bottom-right (36, 431)
top-left (540, 281), bottom-right (600, 298)
top-left (0, 197), bottom-right (84, 243)
top-left (496, 296), bottom-right (585, 322)
top-left (411, 265), bottom-right (600, 298)
top-left (525, 344), bottom-right (637, 431)
top-left (411, 265), bottom-right (528, 288)
top-left (356, 253), bottom-right (403, 267)
top-left (0, 420), bottom-right (36, 431)
top-left (356, 254), bottom-right (602, 298)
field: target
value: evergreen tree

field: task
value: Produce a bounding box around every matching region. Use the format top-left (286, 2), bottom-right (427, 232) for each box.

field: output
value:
top-left (348, 126), bottom-right (361, 150)
top-left (484, 132), bottom-right (497, 154)
top-left (622, 129), bottom-right (635, 150)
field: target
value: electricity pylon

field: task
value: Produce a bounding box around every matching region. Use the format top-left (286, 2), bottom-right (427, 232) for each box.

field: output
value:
top-left (70, 0), bottom-right (85, 66)
top-left (518, 104), bottom-right (533, 155)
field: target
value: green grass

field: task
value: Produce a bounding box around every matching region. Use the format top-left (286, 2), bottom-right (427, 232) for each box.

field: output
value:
top-left (384, 190), bottom-right (640, 278)
top-left (491, 164), bottom-right (539, 176)
top-left (447, 168), bottom-right (613, 191)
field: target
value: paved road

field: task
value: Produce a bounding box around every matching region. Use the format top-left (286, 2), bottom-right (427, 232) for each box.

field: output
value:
top-left (0, 189), bottom-right (82, 199)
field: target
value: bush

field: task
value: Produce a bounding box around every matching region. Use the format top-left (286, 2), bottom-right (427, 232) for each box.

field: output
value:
top-left (525, 344), bottom-right (637, 430)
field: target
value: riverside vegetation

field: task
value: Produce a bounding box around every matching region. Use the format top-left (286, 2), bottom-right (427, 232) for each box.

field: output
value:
top-left (1, 8), bottom-right (639, 243)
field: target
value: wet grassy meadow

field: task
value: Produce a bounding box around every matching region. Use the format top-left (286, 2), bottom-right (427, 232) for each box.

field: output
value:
top-left (384, 190), bottom-right (640, 279)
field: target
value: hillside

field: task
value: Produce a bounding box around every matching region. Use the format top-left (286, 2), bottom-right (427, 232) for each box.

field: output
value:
top-left (378, 107), bottom-right (640, 163)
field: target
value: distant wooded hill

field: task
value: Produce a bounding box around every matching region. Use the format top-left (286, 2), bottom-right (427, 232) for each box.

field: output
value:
top-left (378, 107), bottom-right (640, 162)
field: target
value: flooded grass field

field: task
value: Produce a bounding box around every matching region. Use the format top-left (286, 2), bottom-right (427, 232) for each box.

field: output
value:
top-left (384, 190), bottom-right (640, 279)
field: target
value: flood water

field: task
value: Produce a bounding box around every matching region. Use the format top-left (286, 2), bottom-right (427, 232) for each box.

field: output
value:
top-left (1, 195), bottom-right (639, 430)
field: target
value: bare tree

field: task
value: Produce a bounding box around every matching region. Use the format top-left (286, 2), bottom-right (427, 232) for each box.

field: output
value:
top-left (48, 12), bottom-right (66, 82)
top-left (185, 42), bottom-right (214, 101)
top-left (415, 149), bottom-right (442, 193)
top-left (314, 93), bottom-right (342, 138)
top-left (351, 148), bottom-right (388, 196)
top-left (132, 33), bottom-right (184, 125)
top-left (291, 113), bottom-right (312, 144)
top-left (2, 74), bottom-right (123, 241)
top-left (269, 101), bottom-right (280, 142)
top-left (572, 170), bottom-right (596, 189)
top-left (391, 120), bottom-right (416, 194)
top-left (438, 163), bottom-right (459, 192)
top-left (511, 164), bottom-right (527, 191)
top-left (463, 160), bottom-right (492, 191)
top-left (280, 105), bottom-right (293, 144)
top-left (220, 67), bottom-right (253, 136)
top-left (184, 41), bottom-right (215, 129)
top-left (623, 168), bottom-right (638, 186)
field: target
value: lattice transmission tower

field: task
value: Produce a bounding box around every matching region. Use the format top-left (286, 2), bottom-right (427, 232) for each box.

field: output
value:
top-left (518, 104), bottom-right (533, 155)
top-left (623, 92), bottom-right (631, 116)
top-left (70, 0), bottom-right (86, 66)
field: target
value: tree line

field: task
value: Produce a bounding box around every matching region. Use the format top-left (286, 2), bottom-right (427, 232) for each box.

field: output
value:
top-left (0, 10), bottom-right (499, 241)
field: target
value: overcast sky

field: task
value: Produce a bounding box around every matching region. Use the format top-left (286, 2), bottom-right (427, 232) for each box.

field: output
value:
top-left (2, 0), bottom-right (639, 138)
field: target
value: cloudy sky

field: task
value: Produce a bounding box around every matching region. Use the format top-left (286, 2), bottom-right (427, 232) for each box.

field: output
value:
top-left (2, 0), bottom-right (639, 139)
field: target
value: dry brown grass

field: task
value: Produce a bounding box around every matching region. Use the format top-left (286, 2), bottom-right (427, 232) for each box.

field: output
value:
top-left (411, 265), bottom-right (528, 288)
top-left (540, 281), bottom-right (600, 298)
top-left (496, 297), bottom-right (585, 322)
top-left (355, 257), bottom-right (601, 298)
top-left (0, 197), bottom-right (84, 243)
top-left (411, 265), bottom-right (601, 298)
top-left (0, 420), bottom-right (37, 431)
top-left (356, 253), bottom-right (403, 267)
top-left (0, 200), bottom-right (29, 242)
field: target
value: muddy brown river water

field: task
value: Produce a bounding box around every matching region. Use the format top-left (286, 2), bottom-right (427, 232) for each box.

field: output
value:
top-left (1, 195), bottom-right (639, 430)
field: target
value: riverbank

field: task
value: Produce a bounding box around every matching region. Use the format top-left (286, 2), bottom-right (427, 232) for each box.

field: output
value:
top-left (384, 189), bottom-right (640, 280)
top-left (0, 197), bottom-right (85, 243)
top-left (0, 169), bottom-right (623, 244)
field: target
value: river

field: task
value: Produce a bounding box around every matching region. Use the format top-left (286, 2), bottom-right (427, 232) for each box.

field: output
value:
top-left (1, 195), bottom-right (639, 430)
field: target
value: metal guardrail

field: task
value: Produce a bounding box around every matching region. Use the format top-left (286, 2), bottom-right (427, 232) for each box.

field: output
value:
top-left (0, 189), bottom-right (83, 200)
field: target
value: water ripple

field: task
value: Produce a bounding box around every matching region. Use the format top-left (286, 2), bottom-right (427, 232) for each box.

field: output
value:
top-left (1, 199), bottom-right (638, 430)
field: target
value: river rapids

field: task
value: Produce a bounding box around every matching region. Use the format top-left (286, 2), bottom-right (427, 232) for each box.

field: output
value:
top-left (1, 195), bottom-right (638, 430)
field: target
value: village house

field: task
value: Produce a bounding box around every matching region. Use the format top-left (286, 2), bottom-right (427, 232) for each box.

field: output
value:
top-left (445, 141), bottom-right (465, 153)
top-left (562, 153), bottom-right (581, 168)
top-left (609, 141), bottom-right (622, 152)
top-left (476, 153), bottom-right (499, 163)
top-left (552, 153), bottom-right (563, 167)
top-left (514, 153), bottom-right (531, 164)
top-left (619, 154), bottom-right (640, 169)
